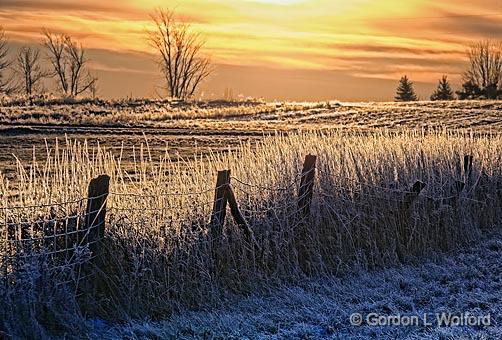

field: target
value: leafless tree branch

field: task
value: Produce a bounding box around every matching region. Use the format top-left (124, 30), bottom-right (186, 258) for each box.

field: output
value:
top-left (148, 8), bottom-right (212, 100)
top-left (42, 29), bottom-right (97, 97)
top-left (14, 46), bottom-right (48, 97)
top-left (464, 40), bottom-right (502, 95)
top-left (0, 26), bottom-right (15, 95)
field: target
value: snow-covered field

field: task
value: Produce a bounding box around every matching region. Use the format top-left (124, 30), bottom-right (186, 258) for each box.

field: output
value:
top-left (1, 99), bottom-right (501, 132)
top-left (90, 232), bottom-right (501, 339)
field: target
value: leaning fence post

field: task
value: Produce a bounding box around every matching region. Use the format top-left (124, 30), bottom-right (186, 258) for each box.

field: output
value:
top-left (225, 184), bottom-right (260, 250)
top-left (296, 154), bottom-right (317, 274)
top-left (84, 174), bottom-right (110, 257)
top-left (210, 170), bottom-right (230, 244)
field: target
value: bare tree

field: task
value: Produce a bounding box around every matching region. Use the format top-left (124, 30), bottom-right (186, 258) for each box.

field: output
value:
top-left (14, 46), bottom-right (47, 97)
top-left (42, 29), bottom-right (68, 95)
top-left (148, 8), bottom-right (212, 100)
top-left (460, 40), bottom-right (502, 99)
top-left (42, 29), bottom-right (97, 97)
top-left (0, 26), bottom-right (14, 95)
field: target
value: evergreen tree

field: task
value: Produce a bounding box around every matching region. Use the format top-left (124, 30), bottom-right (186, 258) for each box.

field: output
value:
top-left (395, 75), bottom-right (418, 101)
top-left (456, 80), bottom-right (482, 100)
top-left (483, 83), bottom-right (502, 99)
top-left (457, 80), bottom-right (502, 100)
top-left (430, 75), bottom-right (454, 101)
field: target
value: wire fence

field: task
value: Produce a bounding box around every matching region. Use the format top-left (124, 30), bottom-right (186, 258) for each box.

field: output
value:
top-left (0, 153), bottom-right (497, 286)
top-left (0, 197), bottom-right (105, 294)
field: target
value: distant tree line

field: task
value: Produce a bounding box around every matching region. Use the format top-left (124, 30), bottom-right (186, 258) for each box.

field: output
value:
top-left (395, 40), bottom-right (502, 102)
top-left (0, 7), bottom-right (212, 101)
top-left (0, 26), bottom-right (97, 100)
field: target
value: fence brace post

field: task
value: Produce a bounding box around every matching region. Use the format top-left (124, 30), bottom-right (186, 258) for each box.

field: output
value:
top-left (225, 184), bottom-right (260, 250)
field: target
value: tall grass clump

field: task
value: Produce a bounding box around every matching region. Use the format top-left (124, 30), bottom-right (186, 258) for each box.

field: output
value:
top-left (0, 130), bottom-right (501, 334)
top-left (0, 258), bottom-right (87, 338)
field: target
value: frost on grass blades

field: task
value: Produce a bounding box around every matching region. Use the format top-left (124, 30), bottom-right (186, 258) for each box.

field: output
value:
top-left (0, 130), bottom-right (501, 337)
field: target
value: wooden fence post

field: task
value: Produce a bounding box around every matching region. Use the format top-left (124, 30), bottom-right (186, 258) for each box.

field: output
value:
top-left (464, 155), bottom-right (473, 178)
top-left (296, 155), bottom-right (317, 274)
top-left (84, 174), bottom-right (110, 257)
top-left (398, 180), bottom-right (425, 260)
top-left (403, 180), bottom-right (426, 209)
top-left (298, 155), bottom-right (317, 219)
top-left (210, 170), bottom-right (230, 244)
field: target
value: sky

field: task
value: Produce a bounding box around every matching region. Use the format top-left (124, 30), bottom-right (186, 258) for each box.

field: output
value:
top-left (1, 0), bottom-right (502, 101)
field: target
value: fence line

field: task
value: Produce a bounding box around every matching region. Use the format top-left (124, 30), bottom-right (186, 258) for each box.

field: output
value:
top-left (230, 175), bottom-right (301, 192)
top-left (0, 196), bottom-right (92, 210)
top-left (109, 186), bottom-right (218, 198)
top-left (0, 152), bottom-right (494, 285)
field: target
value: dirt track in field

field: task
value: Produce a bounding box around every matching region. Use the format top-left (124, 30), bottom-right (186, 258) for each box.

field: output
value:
top-left (0, 125), bottom-right (263, 178)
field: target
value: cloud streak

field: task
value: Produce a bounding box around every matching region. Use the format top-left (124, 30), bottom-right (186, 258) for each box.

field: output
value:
top-left (1, 0), bottom-right (501, 100)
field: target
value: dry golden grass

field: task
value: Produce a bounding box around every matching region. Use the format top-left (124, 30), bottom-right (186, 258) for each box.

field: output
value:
top-left (0, 130), bottom-right (501, 335)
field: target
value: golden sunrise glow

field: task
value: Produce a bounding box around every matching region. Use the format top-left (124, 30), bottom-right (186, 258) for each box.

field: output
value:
top-left (1, 0), bottom-right (501, 100)
top-left (245, 0), bottom-right (306, 4)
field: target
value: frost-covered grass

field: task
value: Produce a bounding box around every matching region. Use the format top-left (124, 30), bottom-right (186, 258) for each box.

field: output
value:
top-left (0, 130), bottom-right (501, 338)
top-left (1, 99), bottom-right (502, 132)
top-left (89, 233), bottom-right (502, 339)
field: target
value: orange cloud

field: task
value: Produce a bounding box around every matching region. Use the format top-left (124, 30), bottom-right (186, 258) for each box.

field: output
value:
top-left (1, 0), bottom-right (501, 100)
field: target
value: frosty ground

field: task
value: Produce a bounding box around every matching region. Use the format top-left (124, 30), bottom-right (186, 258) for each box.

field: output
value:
top-left (89, 232), bottom-right (501, 339)
top-left (1, 99), bottom-right (501, 339)
top-left (2, 99), bottom-right (501, 133)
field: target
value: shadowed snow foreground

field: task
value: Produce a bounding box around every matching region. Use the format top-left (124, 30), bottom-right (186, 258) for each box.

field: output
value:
top-left (90, 232), bottom-right (502, 339)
